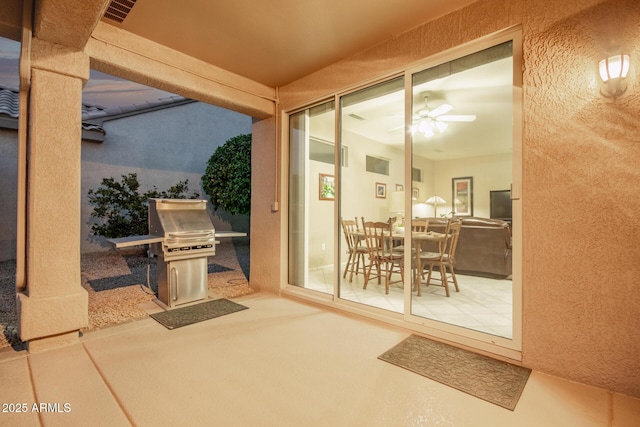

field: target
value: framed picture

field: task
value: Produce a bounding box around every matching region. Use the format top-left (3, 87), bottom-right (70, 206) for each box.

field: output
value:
top-left (452, 176), bottom-right (473, 216)
top-left (319, 174), bottom-right (335, 200)
top-left (411, 187), bottom-right (419, 201)
top-left (375, 182), bottom-right (386, 199)
top-left (395, 184), bottom-right (404, 191)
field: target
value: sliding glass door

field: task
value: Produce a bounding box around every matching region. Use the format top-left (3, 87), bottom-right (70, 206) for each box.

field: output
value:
top-left (409, 41), bottom-right (516, 339)
top-left (288, 101), bottom-right (336, 294)
top-left (287, 32), bottom-right (521, 354)
top-left (338, 77), bottom-right (405, 312)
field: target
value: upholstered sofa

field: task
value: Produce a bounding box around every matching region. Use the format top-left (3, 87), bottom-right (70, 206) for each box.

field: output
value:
top-left (418, 217), bottom-right (512, 278)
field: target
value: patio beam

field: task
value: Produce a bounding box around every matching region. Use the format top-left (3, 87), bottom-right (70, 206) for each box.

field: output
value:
top-left (34, 0), bottom-right (109, 50)
top-left (86, 22), bottom-right (276, 120)
top-left (0, 0), bottom-right (22, 42)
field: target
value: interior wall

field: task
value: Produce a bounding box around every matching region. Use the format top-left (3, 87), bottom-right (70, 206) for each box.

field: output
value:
top-left (308, 159), bottom-right (334, 269)
top-left (411, 155), bottom-right (435, 216)
top-left (340, 130), bottom-right (404, 223)
top-left (275, 0), bottom-right (640, 397)
top-left (433, 153), bottom-right (512, 218)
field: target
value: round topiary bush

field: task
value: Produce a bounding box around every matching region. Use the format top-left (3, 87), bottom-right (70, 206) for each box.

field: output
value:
top-left (201, 134), bottom-right (251, 215)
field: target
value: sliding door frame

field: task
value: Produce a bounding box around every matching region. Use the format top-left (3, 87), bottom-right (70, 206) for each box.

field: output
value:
top-left (282, 26), bottom-right (523, 360)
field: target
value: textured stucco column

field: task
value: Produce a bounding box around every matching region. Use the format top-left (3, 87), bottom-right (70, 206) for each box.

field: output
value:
top-left (250, 117), bottom-right (281, 293)
top-left (17, 38), bottom-right (89, 351)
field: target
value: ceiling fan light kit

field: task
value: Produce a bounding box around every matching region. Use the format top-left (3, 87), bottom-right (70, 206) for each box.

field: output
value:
top-left (410, 94), bottom-right (476, 138)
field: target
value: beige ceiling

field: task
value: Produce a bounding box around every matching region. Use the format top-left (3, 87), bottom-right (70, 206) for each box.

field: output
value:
top-left (103, 0), bottom-right (478, 87)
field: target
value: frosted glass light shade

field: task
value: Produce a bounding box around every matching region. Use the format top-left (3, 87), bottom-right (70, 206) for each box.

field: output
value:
top-left (599, 54), bottom-right (630, 82)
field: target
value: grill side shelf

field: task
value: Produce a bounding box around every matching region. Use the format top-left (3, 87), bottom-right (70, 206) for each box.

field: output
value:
top-left (214, 231), bottom-right (248, 238)
top-left (106, 235), bottom-right (165, 248)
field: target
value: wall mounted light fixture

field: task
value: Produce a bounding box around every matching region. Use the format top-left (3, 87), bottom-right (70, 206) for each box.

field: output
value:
top-left (599, 54), bottom-right (630, 98)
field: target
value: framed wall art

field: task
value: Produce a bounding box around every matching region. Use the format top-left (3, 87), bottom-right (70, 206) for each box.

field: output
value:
top-left (319, 173), bottom-right (335, 200)
top-left (411, 187), bottom-right (419, 201)
top-left (452, 176), bottom-right (473, 216)
top-left (376, 182), bottom-right (386, 199)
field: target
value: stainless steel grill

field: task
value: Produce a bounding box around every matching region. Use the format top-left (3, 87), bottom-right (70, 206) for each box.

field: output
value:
top-left (148, 199), bottom-right (216, 307)
top-left (148, 199), bottom-right (217, 260)
top-left (108, 198), bottom-right (246, 308)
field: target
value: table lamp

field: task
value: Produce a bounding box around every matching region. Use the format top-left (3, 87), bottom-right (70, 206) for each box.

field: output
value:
top-left (425, 195), bottom-right (446, 217)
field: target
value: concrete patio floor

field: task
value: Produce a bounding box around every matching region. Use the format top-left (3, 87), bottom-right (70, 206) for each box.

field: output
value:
top-left (0, 292), bottom-right (639, 427)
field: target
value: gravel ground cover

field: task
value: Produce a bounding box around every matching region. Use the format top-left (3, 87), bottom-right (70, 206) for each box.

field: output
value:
top-left (0, 238), bottom-right (251, 350)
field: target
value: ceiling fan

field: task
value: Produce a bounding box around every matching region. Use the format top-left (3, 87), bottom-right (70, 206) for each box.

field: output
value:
top-left (389, 94), bottom-right (476, 137)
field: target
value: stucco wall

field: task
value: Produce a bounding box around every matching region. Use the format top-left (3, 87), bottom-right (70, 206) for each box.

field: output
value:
top-left (82, 102), bottom-right (252, 252)
top-left (0, 101), bottom-right (251, 259)
top-left (250, 117), bottom-right (281, 293)
top-left (0, 128), bottom-right (18, 261)
top-left (268, 0), bottom-right (640, 396)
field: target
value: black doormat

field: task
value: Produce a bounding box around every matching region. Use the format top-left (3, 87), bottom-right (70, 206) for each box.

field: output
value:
top-left (378, 335), bottom-right (531, 410)
top-left (151, 298), bottom-right (248, 330)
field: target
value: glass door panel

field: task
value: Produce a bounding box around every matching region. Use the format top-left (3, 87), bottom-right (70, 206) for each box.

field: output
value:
top-left (338, 77), bottom-right (405, 312)
top-left (288, 101), bottom-right (336, 294)
top-left (410, 41), bottom-right (514, 339)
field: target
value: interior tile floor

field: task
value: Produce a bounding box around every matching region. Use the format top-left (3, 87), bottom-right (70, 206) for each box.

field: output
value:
top-left (1, 293), bottom-right (638, 426)
top-left (307, 264), bottom-right (513, 338)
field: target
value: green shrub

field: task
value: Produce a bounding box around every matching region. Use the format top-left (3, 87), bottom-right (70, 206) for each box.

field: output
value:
top-left (201, 134), bottom-right (251, 215)
top-left (88, 173), bottom-right (200, 238)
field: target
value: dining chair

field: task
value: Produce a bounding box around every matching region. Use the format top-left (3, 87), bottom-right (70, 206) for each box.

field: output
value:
top-left (417, 217), bottom-right (462, 297)
top-left (361, 217), bottom-right (404, 294)
top-left (340, 217), bottom-right (368, 282)
top-left (411, 219), bottom-right (429, 232)
top-left (390, 218), bottom-right (428, 258)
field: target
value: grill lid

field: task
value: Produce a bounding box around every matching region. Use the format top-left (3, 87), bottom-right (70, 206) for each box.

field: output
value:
top-left (157, 210), bottom-right (214, 235)
top-left (149, 198), bottom-right (215, 237)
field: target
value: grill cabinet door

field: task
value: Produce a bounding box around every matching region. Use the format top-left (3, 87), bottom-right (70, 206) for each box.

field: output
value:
top-left (158, 257), bottom-right (208, 307)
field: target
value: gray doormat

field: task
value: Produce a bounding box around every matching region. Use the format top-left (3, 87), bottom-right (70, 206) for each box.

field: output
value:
top-left (378, 335), bottom-right (531, 410)
top-left (151, 298), bottom-right (248, 330)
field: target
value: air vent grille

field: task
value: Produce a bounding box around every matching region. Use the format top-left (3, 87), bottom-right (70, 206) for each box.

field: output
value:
top-left (104, 0), bottom-right (137, 24)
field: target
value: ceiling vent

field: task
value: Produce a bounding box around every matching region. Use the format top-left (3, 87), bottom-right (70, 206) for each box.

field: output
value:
top-left (103, 0), bottom-right (137, 24)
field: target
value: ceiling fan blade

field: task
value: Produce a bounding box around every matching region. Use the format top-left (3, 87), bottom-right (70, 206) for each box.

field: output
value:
top-left (387, 123), bottom-right (406, 133)
top-left (436, 114), bottom-right (476, 122)
top-left (426, 103), bottom-right (454, 118)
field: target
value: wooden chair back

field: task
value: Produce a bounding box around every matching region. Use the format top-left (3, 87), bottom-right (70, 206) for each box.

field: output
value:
top-left (444, 218), bottom-right (462, 262)
top-left (341, 218), bottom-right (359, 252)
top-left (361, 217), bottom-right (393, 262)
top-left (411, 219), bottom-right (429, 232)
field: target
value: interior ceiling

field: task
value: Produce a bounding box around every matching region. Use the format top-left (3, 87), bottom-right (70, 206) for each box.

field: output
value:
top-left (102, 0), bottom-right (479, 87)
top-left (313, 57), bottom-right (514, 161)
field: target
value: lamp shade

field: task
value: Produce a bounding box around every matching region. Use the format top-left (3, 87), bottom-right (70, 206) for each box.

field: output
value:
top-left (425, 195), bottom-right (446, 205)
top-left (389, 191), bottom-right (405, 214)
top-left (425, 195), bottom-right (446, 217)
top-left (412, 202), bottom-right (429, 218)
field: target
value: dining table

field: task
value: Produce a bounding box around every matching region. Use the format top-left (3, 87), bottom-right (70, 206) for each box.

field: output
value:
top-left (351, 228), bottom-right (448, 293)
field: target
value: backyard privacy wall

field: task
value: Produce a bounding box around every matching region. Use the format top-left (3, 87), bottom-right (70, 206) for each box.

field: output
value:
top-left (0, 128), bottom-right (18, 261)
top-left (0, 101), bottom-right (251, 260)
top-left (81, 101), bottom-right (251, 253)
top-left (261, 0), bottom-right (640, 397)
